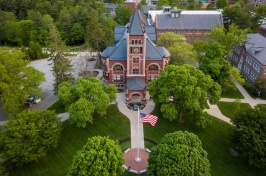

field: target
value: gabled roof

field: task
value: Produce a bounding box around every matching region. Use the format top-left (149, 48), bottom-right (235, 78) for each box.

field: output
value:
top-left (146, 38), bottom-right (164, 60)
top-left (126, 77), bottom-right (146, 90)
top-left (145, 25), bottom-right (157, 42)
top-left (245, 33), bottom-right (266, 65)
top-left (156, 11), bottom-right (223, 30)
top-left (129, 9), bottom-right (144, 35)
top-left (114, 26), bottom-right (127, 44)
top-left (156, 46), bottom-right (170, 57)
top-left (101, 38), bottom-right (127, 60)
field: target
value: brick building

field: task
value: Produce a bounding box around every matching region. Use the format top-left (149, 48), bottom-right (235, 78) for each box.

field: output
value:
top-left (149, 8), bottom-right (223, 44)
top-left (226, 29), bottom-right (266, 84)
top-left (101, 9), bottom-right (170, 102)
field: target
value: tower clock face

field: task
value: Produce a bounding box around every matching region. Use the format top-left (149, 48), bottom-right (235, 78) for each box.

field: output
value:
top-left (133, 48), bottom-right (139, 53)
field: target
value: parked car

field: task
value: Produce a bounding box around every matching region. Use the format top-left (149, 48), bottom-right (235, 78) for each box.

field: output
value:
top-left (27, 95), bottom-right (41, 106)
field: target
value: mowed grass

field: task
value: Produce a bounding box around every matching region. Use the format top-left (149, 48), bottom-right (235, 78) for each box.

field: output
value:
top-left (47, 101), bottom-right (65, 114)
top-left (10, 104), bottom-right (130, 176)
top-left (143, 105), bottom-right (266, 176)
top-left (221, 88), bottom-right (244, 99)
top-left (217, 102), bottom-right (252, 120)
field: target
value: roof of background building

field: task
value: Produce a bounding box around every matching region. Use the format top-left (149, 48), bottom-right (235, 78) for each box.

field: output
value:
top-left (126, 77), bottom-right (146, 90)
top-left (156, 11), bottom-right (223, 30)
top-left (245, 33), bottom-right (266, 65)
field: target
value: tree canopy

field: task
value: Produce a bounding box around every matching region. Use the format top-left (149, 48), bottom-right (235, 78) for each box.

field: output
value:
top-left (58, 77), bottom-right (117, 128)
top-left (148, 131), bottom-right (211, 175)
top-left (114, 4), bottom-right (133, 25)
top-left (0, 110), bottom-right (62, 166)
top-left (229, 105), bottom-right (266, 168)
top-left (67, 136), bottom-right (125, 175)
top-left (148, 64), bottom-right (221, 128)
top-left (0, 47), bottom-right (45, 116)
top-left (157, 32), bottom-right (186, 49)
top-left (168, 42), bottom-right (197, 66)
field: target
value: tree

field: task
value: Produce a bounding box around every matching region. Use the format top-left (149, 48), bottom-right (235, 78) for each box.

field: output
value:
top-left (67, 136), bottom-right (125, 175)
top-left (193, 40), bottom-right (208, 65)
top-left (0, 10), bottom-right (16, 45)
top-left (157, 32), bottom-right (186, 49)
top-left (206, 3), bottom-right (215, 10)
top-left (229, 105), bottom-right (266, 168)
top-left (114, 4), bottom-right (133, 25)
top-left (0, 47), bottom-right (45, 116)
top-left (222, 4), bottom-right (254, 31)
top-left (200, 42), bottom-right (231, 85)
top-left (157, 0), bottom-right (170, 9)
top-left (148, 64), bottom-right (221, 128)
top-left (148, 131), bottom-right (211, 175)
top-left (216, 0), bottom-right (228, 9)
top-left (58, 77), bottom-right (117, 128)
top-left (48, 24), bottom-right (74, 95)
top-left (254, 78), bottom-right (266, 96)
top-left (69, 23), bottom-right (84, 45)
top-left (208, 24), bottom-right (249, 54)
top-left (168, 42), bottom-right (197, 66)
top-left (0, 110), bottom-right (62, 166)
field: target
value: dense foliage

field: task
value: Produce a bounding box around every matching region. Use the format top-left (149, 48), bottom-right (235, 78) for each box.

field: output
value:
top-left (229, 105), bottom-right (266, 168)
top-left (148, 64), bottom-right (221, 128)
top-left (67, 136), bottom-right (125, 175)
top-left (0, 110), bottom-right (62, 166)
top-left (0, 47), bottom-right (45, 116)
top-left (148, 131), bottom-right (211, 175)
top-left (58, 77), bottom-right (117, 128)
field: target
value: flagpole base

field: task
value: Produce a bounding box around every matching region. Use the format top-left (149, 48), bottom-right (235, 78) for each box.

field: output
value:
top-left (135, 157), bottom-right (141, 162)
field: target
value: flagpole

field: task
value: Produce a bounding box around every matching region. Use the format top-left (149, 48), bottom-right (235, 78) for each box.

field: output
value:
top-left (135, 107), bottom-right (141, 162)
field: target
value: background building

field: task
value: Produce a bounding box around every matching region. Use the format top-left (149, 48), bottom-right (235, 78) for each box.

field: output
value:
top-left (149, 7), bottom-right (223, 44)
top-left (101, 9), bottom-right (170, 102)
top-left (227, 28), bottom-right (266, 84)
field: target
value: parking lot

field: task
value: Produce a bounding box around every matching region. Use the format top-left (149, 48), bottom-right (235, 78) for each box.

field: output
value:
top-left (0, 52), bottom-right (97, 121)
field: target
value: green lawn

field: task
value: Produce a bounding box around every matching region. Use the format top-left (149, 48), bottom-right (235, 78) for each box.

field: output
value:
top-left (10, 105), bottom-right (130, 176)
top-left (217, 102), bottom-right (252, 120)
top-left (221, 88), bottom-right (244, 99)
top-left (47, 101), bottom-right (65, 114)
top-left (143, 105), bottom-right (266, 176)
top-left (9, 103), bottom-right (266, 176)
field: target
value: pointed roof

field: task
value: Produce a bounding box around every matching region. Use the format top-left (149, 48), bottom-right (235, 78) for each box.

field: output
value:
top-left (129, 9), bottom-right (144, 36)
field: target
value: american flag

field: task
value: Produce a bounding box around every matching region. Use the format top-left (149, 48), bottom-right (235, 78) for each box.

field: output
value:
top-left (140, 113), bottom-right (158, 126)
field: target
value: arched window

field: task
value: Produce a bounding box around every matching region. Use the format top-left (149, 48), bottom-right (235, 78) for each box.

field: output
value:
top-left (135, 40), bottom-right (138, 44)
top-left (133, 57), bottom-right (139, 63)
top-left (113, 64), bottom-right (123, 71)
top-left (132, 40), bottom-right (134, 44)
top-left (148, 64), bottom-right (159, 70)
top-left (138, 40), bottom-right (141, 44)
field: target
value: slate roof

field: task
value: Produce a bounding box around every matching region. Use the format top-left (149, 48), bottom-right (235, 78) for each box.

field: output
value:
top-left (101, 9), bottom-right (169, 61)
top-left (245, 33), bottom-right (266, 65)
top-left (156, 11), bottom-right (223, 30)
top-left (126, 77), bottom-right (146, 90)
top-left (146, 38), bottom-right (164, 60)
top-left (129, 9), bottom-right (145, 35)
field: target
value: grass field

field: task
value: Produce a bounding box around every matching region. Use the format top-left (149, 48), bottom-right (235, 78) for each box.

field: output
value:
top-left (143, 105), bottom-right (266, 176)
top-left (217, 101), bottom-right (252, 120)
top-left (10, 105), bottom-right (130, 176)
top-left (9, 103), bottom-right (266, 176)
top-left (221, 88), bottom-right (244, 99)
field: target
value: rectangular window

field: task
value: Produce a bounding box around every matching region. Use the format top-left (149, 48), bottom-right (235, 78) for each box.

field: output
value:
top-left (264, 69), bottom-right (266, 74)
top-left (113, 75), bottom-right (123, 83)
top-left (186, 36), bottom-right (192, 44)
top-left (196, 30), bottom-right (201, 34)
top-left (140, 47), bottom-right (142, 54)
top-left (194, 36), bottom-right (201, 41)
top-left (130, 47), bottom-right (132, 54)
top-left (186, 30), bottom-right (193, 34)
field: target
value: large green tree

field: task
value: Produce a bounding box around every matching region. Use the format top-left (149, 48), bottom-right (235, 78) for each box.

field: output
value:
top-left (157, 32), bottom-right (186, 49)
top-left (199, 42), bottom-right (231, 85)
top-left (67, 136), bottom-right (125, 175)
top-left (193, 40), bottom-right (208, 65)
top-left (168, 42), bottom-right (197, 66)
top-left (229, 105), bottom-right (266, 168)
top-left (114, 4), bottom-right (133, 25)
top-left (48, 24), bottom-right (74, 95)
top-left (0, 110), bottom-right (62, 166)
top-left (148, 131), bottom-right (211, 175)
top-left (0, 47), bottom-right (45, 116)
top-left (216, 0), bottom-right (228, 9)
top-left (149, 64), bottom-right (221, 128)
top-left (58, 77), bottom-right (117, 128)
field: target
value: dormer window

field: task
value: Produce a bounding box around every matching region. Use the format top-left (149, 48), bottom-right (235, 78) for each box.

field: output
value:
top-left (171, 13), bottom-right (179, 18)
